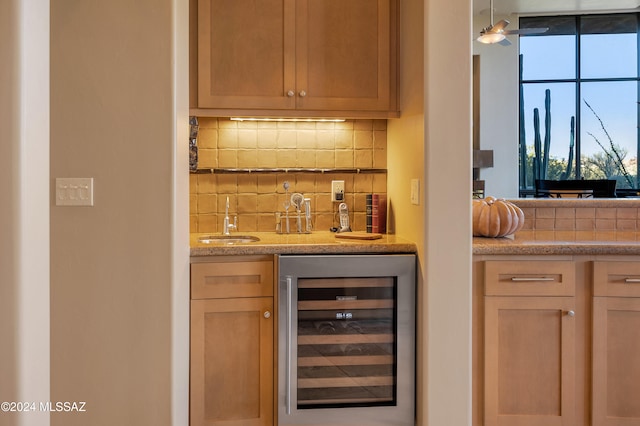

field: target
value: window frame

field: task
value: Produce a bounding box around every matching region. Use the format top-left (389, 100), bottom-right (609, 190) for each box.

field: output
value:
top-left (518, 13), bottom-right (640, 197)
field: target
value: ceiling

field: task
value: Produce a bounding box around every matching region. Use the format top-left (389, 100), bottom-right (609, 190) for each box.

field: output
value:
top-left (473, 0), bottom-right (640, 16)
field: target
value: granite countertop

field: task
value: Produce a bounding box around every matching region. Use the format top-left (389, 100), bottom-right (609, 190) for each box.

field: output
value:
top-left (474, 230), bottom-right (640, 255)
top-left (190, 231), bottom-right (417, 257)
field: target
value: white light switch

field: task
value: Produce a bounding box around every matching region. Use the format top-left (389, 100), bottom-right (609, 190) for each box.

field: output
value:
top-left (56, 178), bottom-right (94, 206)
top-left (410, 179), bottom-right (420, 205)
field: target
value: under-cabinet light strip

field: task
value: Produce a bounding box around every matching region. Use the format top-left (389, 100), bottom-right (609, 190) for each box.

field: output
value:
top-left (191, 167), bottom-right (387, 175)
top-left (230, 117), bottom-right (346, 122)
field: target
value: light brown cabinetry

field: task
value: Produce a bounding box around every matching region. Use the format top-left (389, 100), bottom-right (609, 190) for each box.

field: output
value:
top-left (190, 256), bottom-right (275, 426)
top-left (592, 261), bottom-right (640, 426)
top-left (475, 255), bottom-right (640, 426)
top-left (482, 260), bottom-right (577, 426)
top-left (192, 0), bottom-right (398, 117)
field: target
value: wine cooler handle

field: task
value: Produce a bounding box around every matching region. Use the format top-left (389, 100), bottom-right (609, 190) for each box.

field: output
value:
top-left (286, 276), bottom-right (292, 415)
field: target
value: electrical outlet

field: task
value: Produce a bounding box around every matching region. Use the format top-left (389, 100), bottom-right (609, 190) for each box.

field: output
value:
top-left (331, 180), bottom-right (345, 202)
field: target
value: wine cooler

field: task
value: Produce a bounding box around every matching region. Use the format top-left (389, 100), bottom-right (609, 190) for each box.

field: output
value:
top-left (278, 254), bottom-right (416, 426)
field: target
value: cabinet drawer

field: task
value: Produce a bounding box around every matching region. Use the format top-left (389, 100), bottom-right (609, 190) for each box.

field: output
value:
top-left (484, 260), bottom-right (575, 296)
top-left (191, 256), bottom-right (274, 299)
top-left (593, 261), bottom-right (640, 297)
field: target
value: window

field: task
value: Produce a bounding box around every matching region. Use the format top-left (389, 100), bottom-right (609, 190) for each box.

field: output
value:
top-left (519, 14), bottom-right (640, 196)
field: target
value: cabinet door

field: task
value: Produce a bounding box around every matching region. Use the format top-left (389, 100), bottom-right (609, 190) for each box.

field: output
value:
top-left (593, 297), bottom-right (640, 426)
top-left (295, 0), bottom-right (396, 112)
top-left (484, 296), bottom-right (576, 426)
top-left (191, 297), bottom-right (274, 426)
top-left (197, 0), bottom-right (295, 109)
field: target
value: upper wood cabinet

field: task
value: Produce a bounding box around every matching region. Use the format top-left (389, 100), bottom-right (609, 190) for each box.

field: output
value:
top-left (192, 0), bottom-right (398, 118)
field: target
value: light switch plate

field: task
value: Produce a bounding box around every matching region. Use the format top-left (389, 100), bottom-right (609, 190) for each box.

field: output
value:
top-left (56, 178), bottom-right (94, 206)
top-left (410, 179), bottom-right (420, 205)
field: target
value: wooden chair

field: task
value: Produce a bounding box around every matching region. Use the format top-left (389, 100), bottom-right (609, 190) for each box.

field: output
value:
top-left (535, 179), bottom-right (617, 198)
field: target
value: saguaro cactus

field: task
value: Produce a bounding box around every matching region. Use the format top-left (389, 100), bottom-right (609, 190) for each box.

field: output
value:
top-left (561, 116), bottom-right (575, 180)
top-left (533, 108), bottom-right (542, 181)
top-left (533, 89), bottom-right (552, 183)
top-left (542, 89), bottom-right (551, 177)
top-left (519, 54), bottom-right (527, 189)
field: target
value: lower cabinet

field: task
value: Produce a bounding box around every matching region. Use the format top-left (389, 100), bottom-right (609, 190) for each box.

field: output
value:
top-left (190, 256), bottom-right (275, 426)
top-left (485, 297), bottom-right (576, 426)
top-left (474, 257), bottom-right (640, 426)
top-left (592, 261), bottom-right (640, 426)
top-left (482, 260), bottom-right (577, 426)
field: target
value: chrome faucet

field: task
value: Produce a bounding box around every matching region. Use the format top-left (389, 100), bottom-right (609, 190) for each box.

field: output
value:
top-left (223, 196), bottom-right (237, 235)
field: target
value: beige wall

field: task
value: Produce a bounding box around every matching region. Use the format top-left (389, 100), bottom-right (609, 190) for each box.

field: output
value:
top-left (424, 0), bottom-right (473, 422)
top-left (190, 118), bottom-right (387, 233)
top-left (1, 6), bottom-right (20, 425)
top-left (3, 1), bottom-right (474, 426)
top-left (386, 0), bottom-right (425, 420)
top-left (0, 1), bottom-right (51, 425)
top-left (50, 1), bottom-right (189, 425)
top-left (472, 14), bottom-right (520, 198)
top-left (388, 0), bottom-right (473, 424)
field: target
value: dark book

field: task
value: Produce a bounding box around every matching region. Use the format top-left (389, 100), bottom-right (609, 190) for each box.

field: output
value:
top-left (371, 194), bottom-right (387, 234)
top-left (365, 194), bottom-right (373, 233)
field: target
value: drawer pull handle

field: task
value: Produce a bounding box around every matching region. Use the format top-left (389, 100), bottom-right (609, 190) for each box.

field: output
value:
top-left (510, 277), bottom-right (555, 282)
top-left (624, 278), bottom-right (640, 283)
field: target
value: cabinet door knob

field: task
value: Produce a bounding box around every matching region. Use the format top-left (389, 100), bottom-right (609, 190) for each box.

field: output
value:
top-left (299, 90), bottom-right (307, 97)
top-left (264, 311), bottom-right (271, 319)
top-left (287, 90), bottom-right (295, 97)
top-left (566, 310), bottom-right (575, 317)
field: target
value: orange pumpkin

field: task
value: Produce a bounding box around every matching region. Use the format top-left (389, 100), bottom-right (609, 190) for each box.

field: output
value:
top-left (472, 196), bottom-right (525, 237)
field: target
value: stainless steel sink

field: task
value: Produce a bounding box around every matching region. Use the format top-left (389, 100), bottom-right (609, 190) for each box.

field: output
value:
top-left (197, 235), bottom-right (261, 244)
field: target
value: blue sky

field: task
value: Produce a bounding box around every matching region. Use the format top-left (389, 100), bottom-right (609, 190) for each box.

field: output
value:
top-left (520, 32), bottom-right (637, 163)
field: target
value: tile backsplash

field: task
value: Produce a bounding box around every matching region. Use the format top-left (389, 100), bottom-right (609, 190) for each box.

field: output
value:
top-left (512, 200), bottom-right (640, 240)
top-left (190, 118), bottom-right (388, 233)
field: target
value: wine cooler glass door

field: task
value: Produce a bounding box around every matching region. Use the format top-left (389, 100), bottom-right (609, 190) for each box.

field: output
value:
top-left (279, 254), bottom-right (416, 426)
top-left (296, 276), bottom-right (397, 408)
